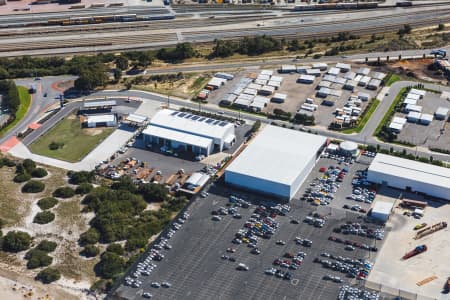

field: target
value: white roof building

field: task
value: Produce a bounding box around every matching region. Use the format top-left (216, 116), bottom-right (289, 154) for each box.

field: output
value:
top-left (388, 121), bottom-right (404, 132)
top-left (85, 114), bottom-right (117, 128)
top-left (356, 67), bottom-right (370, 76)
top-left (371, 200), bottom-right (395, 222)
top-left (271, 93), bottom-right (287, 103)
top-left (125, 113), bottom-right (148, 125)
top-left (267, 80), bottom-right (281, 89)
top-left (403, 98), bottom-right (417, 105)
top-left (406, 93), bottom-right (421, 101)
top-left (336, 63), bottom-right (351, 72)
top-left (312, 62), bottom-right (328, 71)
top-left (367, 153), bottom-right (450, 200)
top-left (225, 125), bottom-right (327, 200)
top-left (280, 65), bottom-right (297, 73)
top-left (298, 74), bottom-right (316, 83)
top-left (409, 88), bottom-right (426, 98)
top-left (328, 67), bottom-right (340, 76)
top-left (143, 109), bottom-right (235, 155)
top-left (405, 104), bottom-right (422, 113)
top-left (270, 75), bottom-right (283, 83)
top-left (435, 107), bottom-right (449, 120)
top-left (392, 116), bottom-right (407, 125)
top-left (306, 69), bottom-right (321, 77)
top-left (207, 77), bottom-right (227, 89)
top-left (406, 111), bottom-right (421, 122)
top-left (419, 113), bottom-right (433, 124)
top-left (260, 70), bottom-right (274, 76)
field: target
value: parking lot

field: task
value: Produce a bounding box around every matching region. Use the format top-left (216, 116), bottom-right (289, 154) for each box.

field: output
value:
top-left (113, 178), bottom-right (387, 300)
top-left (395, 90), bottom-right (450, 151)
top-left (205, 64), bottom-right (381, 129)
top-left (294, 154), bottom-right (375, 214)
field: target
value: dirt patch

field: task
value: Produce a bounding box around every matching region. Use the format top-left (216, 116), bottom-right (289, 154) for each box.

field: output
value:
top-left (56, 80), bottom-right (74, 91)
top-left (82, 128), bottom-right (104, 136)
top-left (376, 59), bottom-right (447, 84)
top-left (66, 115), bottom-right (76, 120)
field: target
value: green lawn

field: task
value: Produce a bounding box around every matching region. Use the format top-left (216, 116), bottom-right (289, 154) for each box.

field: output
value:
top-left (342, 99), bottom-right (380, 134)
top-left (384, 74), bottom-right (401, 86)
top-left (29, 116), bottom-right (114, 162)
top-left (374, 87), bottom-right (408, 136)
top-left (0, 86), bottom-right (32, 137)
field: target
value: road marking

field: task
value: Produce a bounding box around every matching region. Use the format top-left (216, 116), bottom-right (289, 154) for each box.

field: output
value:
top-left (0, 136), bottom-right (19, 152)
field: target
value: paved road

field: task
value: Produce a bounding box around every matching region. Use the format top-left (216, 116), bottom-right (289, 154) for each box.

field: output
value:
top-left (0, 76), bottom-right (73, 145)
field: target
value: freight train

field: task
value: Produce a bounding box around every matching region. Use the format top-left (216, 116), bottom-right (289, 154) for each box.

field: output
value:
top-left (46, 13), bottom-right (175, 26)
top-left (293, 2), bottom-right (378, 11)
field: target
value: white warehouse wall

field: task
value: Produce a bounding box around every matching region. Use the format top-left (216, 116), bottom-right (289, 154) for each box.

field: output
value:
top-left (225, 171), bottom-right (291, 200)
top-left (289, 154), bottom-right (316, 199)
top-left (367, 170), bottom-right (450, 200)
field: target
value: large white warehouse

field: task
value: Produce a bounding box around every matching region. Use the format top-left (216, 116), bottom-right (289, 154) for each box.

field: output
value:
top-left (143, 109), bottom-right (235, 156)
top-left (367, 153), bottom-right (450, 200)
top-left (225, 125), bottom-right (327, 200)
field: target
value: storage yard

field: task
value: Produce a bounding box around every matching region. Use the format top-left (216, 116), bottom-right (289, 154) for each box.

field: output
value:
top-left (367, 195), bottom-right (450, 300)
top-left (212, 63), bottom-right (382, 129)
top-left (391, 89), bottom-right (450, 151)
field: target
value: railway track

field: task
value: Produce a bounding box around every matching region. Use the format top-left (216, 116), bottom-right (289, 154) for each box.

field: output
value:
top-left (0, 2), bottom-right (447, 38)
top-left (0, 6), bottom-right (448, 55)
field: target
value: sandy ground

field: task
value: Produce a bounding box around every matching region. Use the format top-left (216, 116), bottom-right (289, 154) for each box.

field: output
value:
top-left (367, 198), bottom-right (450, 300)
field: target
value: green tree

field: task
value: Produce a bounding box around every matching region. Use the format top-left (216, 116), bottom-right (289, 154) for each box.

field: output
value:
top-left (437, 23), bottom-right (445, 31)
top-left (31, 168), bottom-right (48, 178)
top-left (52, 187), bottom-right (75, 198)
top-left (115, 56), bottom-right (129, 70)
top-left (25, 249), bottom-right (53, 269)
top-left (79, 228), bottom-right (100, 245)
top-left (22, 180), bottom-right (45, 193)
top-left (81, 245), bottom-right (100, 258)
top-left (36, 240), bottom-right (57, 252)
top-left (22, 159), bottom-right (36, 173)
top-left (67, 170), bottom-right (95, 184)
top-left (75, 183), bottom-right (93, 195)
top-left (13, 173), bottom-right (31, 183)
top-left (95, 252), bottom-right (125, 279)
top-left (113, 69), bottom-right (122, 82)
top-left (2, 231), bottom-right (31, 252)
top-left (37, 197), bottom-right (58, 210)
top-left (33, 211), bottom-right (55, 224)
top-left (36, 268), bottom-right (61, 284)
top-left (106, 243), bottom-right (124, 255)
top-left (138, 183), bottom-right (168, 203)
top-left (251, 120), bottom-right (261, 133)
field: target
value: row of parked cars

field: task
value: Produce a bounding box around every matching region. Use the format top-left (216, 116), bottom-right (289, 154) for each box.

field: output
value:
top-left (328, 236), bottom-right (378, 252)
top-left (338, 285), bottom-right (379, 300)
top-left (124, 211), bottom-right (190, 297)
top-left (315, 253), bottom-right (373, 280)
top-left (333, 222), bottom-right (385, 240)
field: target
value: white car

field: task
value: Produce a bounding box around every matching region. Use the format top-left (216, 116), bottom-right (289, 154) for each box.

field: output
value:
top-left (151, 282), bottom-right (161, 288)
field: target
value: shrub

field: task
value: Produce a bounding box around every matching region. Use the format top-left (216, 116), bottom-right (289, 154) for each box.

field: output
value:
top-left (36, 240), bottom-right (57, 252)
top-left (13, 173), bottom-right (31, 183)
top-left (2, 231), bottom-right (31, 252)
top-left (37, 197), bottom-right (58, 210)
top-left (95, 252), bottom-right (125, 279)
top-left (25, 249), bottom-right (53, 269)
top-left (106, 243), bottom-right (124, 255)
top-left (22, 159), bottom-right (36, 174)
top-left (52, 187), bottom-right (75, 198)
top-left (67, 171), bottom-right (95, 184)
top-left (36, 268), bottom-right (60, 284)
top-left (79, 228), bottom-right (100, 245)
top-left (31, 168), bottom-right (48, 178)
top-left (0, 157), bottom-right (16, 167)
top-left (75, 183), bottom-right (93, 195)
top-left (49, 141), bottom-right (64, 150)
top-left (22, 181), bottom-right (45, 193)
top-left (33, 211), bottom-right (55, 224)
top-left (81, 245), bottom-right (100, 258)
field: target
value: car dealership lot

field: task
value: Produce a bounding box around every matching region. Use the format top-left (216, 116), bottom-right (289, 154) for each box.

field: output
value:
top-left (114, 182), bottom-right (385, 300)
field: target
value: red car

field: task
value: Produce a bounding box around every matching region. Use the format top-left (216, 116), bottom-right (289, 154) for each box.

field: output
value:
top-left (328, 236), bottom-right (337, 241)
top-left (273, 259), bottom-right (282, 265)
top-left (319, 167), bottom-right (327, 172)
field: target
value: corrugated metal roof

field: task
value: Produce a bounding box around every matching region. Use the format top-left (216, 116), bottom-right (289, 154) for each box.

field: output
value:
top-left (143, 125), bottom-right (212, 149)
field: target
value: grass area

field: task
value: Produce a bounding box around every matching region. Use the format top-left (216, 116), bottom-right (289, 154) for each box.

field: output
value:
top-left (384, 74), bottom-right (401, 86)
top-left (29, 115), bottom-right (114, 162)
top-left (342, 99), bottom-right (380, 134)
top-left (374, 87), bottom-right (408, 136)
top-left (0, 86), bottom-right (32, 137)
top-left (0, 166), bottom-right (24, 225)
top-left (54, 198), bottom-right (86, 232)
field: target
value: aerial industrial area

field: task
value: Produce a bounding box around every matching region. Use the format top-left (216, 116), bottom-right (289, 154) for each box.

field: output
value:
top-left (0, 0), bottom-right (449, 299)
